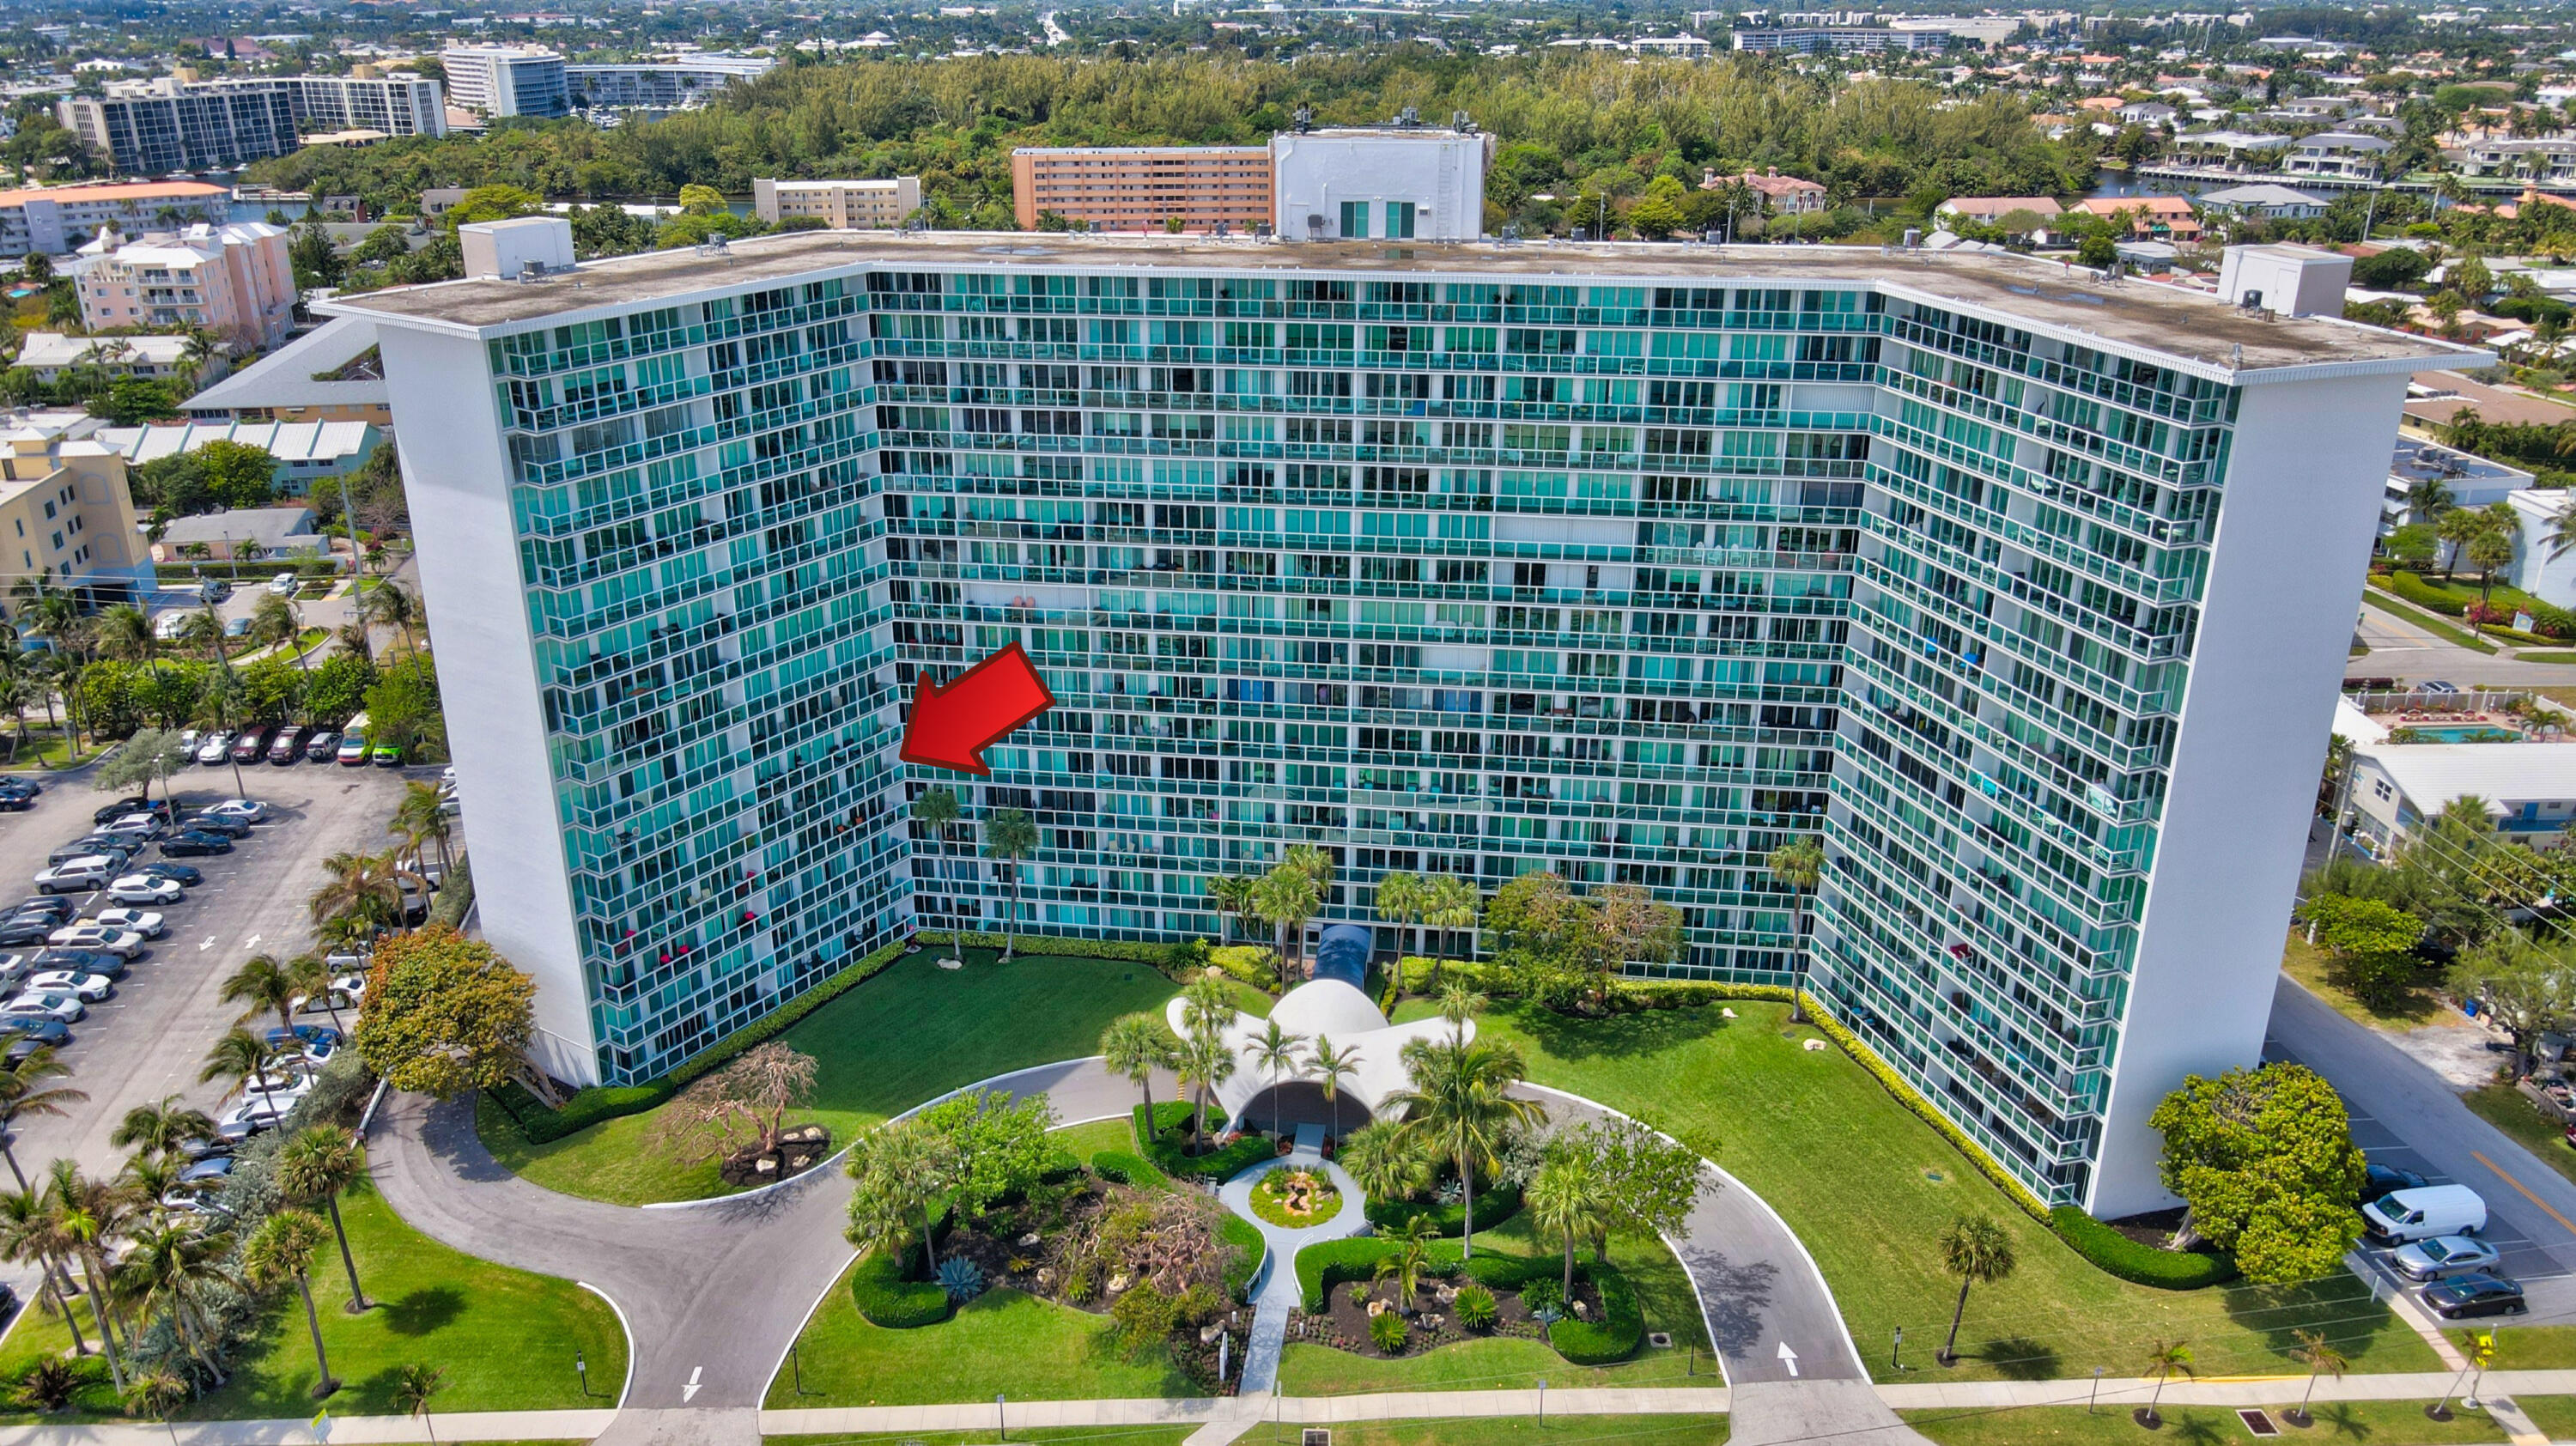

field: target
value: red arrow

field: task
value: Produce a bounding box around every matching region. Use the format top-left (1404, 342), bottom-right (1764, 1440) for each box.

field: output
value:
top-left (899, 642), bottom-right (1056, 775)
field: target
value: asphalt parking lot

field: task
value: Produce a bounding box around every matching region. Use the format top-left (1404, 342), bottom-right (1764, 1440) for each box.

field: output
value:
top-left (0, 750), bottom-right (432, 1180)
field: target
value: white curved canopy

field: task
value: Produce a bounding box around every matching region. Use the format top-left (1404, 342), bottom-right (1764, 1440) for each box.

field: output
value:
top-left (1166, 980), bottom-right (1474, 1126)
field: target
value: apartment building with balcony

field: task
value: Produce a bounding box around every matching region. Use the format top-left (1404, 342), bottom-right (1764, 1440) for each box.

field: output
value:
top-left (325, 230), bottom-right (2466, 1216)
top-left (442, 45), bottom-right (570, 118)
top-left (76, 222), bottom-right (295, 352)
top-left (2283, 131), bottom-right (2393, 181)
top-left (57, 72), bottom-right (444, 171)
top-left (568, 55), bottom-right (775, 112)
top-left (0, 180), bottom-right (231, 258)
top-left (1012, 146), bottom-right (1274, 234)
top-left (2454, 137), bottom-right (2576, 183)
top-left (753, 177), bottom-right (924, 230)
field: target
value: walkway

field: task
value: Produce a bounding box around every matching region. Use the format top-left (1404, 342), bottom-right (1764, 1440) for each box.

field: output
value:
top-left (1215, 1123), bottom-right (1372, 1393)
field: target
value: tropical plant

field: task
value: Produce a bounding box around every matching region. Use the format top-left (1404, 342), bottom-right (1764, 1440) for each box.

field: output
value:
top-left (1766, 836), bottom-right (1826, 1022)
top-left (937, 1255), bottom-right (987, 1302)
top-left (110, 1096), bottom-right (216, 1165)
top-left (306, 850), bottom-right (411, 933)
top-left (243, 1208), bottom-right (338, 1398)
top-left (121, 1367), bottom-right (191, 1435)
top-left (116, 1217), bottom-right (235, 1386)
top-left (392, 780), bottom-right (454, 878)
top-left (277, 1124), bottom-right (371, 1312)
top-left (844, 1117), bottom-right (955, 1271)
top-left (1372, 1213), bottom-right (1441, 1311)
top-left (2287, 1328), bottom-right (2348, 1425)
top-left (1338, 1121), bottom-right (1435, 1202)
top-left (910, 785), bottom-right (961, 844)
top-left (221, 953), bottom-right (303, 1036)
top-left (1453, 1281), bottom-right (1498, 1329)
top-left (982, 807), bottom-right (1037, 960)
top-left (1383, 1037), bottom-right (1546, 1260)
top-left (1370, 1306), bottom-right (1410, 1352)
top-left (1375, 870), bottom-right (1427, 962)
top-left (393, 1363), bottom-right (447, 1443)
top-left (2139, 1339), bottom-right (2194, 1425)
top-left (1934, 1214), bottom-right (2017, 1364)
top-left (1419, 875), bottom-right (1482, 973)
top-left (1251, 862), bottom-right (1320, 989)
top-left (1205, 873), bottom-right (1258, 944)
top-left (1250, 1019), bottom-right (1306, 1139)
top-left (46, 1159), bottom-right (133, 1388)
top-left (1528, 1145), bottom-right (1609, 1298)
top-left (19, 1355), bottom-right (83, 1410)
top-left (0, 1046), bottom-right (85, 1190)
top-left (1437, 985), bottom-right (1484, 1046)
top-left (200, 1027), bottom-right (281, 1103)
top-left (0, 1185), bottom-right (87, 1358)
top-left (1176, 1028), bottom-right (1236, 1157)
top-left (1306, 1034), bottom-right (1361, 1115)
top-left (1099, 1012), bottom-right (1182, 1124)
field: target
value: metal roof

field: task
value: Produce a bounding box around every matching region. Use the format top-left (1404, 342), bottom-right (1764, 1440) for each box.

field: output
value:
top-left (95, 418), bottom-right (375, 467)
top-left (183, 317), bottom-right (386, 416)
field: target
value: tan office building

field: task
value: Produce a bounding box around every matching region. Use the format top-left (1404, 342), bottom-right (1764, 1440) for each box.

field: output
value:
top-left (752, 177), bottom-right (922, 229)
top-left (0, 414), bottom-right (149, 604)
top-left (1010, 146), bottom-right (1272, 233)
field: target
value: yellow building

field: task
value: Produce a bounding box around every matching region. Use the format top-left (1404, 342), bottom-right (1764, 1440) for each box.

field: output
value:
top-left (0, 412), bottom-right (150, 611)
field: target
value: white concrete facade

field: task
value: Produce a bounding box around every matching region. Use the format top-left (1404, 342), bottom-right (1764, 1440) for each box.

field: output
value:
top-left (1271, 130), bottom-right (1491, 241)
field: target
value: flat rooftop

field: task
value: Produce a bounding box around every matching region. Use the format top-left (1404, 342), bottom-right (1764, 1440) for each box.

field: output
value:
top-left (325, 230), bottom-right (2482, 380)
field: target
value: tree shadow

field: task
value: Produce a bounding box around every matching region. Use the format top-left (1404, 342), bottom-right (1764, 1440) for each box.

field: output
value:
top-left (1503, 999), bottom-right (1730, 1063)
top-left (1972, 1334), bottom-right (2058, 1380)
top-left (2164, 1410), bottom-right (2231, 1445)
top-left (2310, 1401), bottom-right (2375, 1439)
top-left (2219, 1276), bottom-right (2404, 1364)
top-left (379, 1285), bottom-right (464, 1337)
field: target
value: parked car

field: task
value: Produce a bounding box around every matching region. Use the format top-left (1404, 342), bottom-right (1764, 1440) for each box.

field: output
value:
top-left (33, 950), bottom-right (124, 979)
top-left (264, 1023), bottom-right (342, 1052)
top-left (178, 1156), bottom-right (235, 1191)
top-left (201, 799), bottom-right (269, 824)
top-left (304, 730), bottom-right (339, 763)
top-left (9, 899), bottom-right (72, 924)
top-left (136, 862), bottom-right (203, 887)
top-left (86, 908), bottom-right (162, 938)
top-left (2420, 680), bottom-right (2461, 696)
top-left (213, 1097), bottom-right (292, 1142)
top-left (0, 919), bottom-right (54, 949)
top-left (175, 1135), bottom-right (229, 1161)
top-left (33, 858), bottom-right (118, 893)
top-left (104, 876), bottom-right (182, 907)
top-left (267, 726), bottom-right (304, 764)
top-left (371, 743), bottom-right (403, 769)
top-left (2364, 1184), bottom-right (2488, 1245)
top-left (48, 838), bottom-right (125, 866)
top-left (194, 732), bottom-right (234, 766)
top-left (0, 993), bottom-right (82, 1022)
top-left (99, 812), bottom-right (165, 841)
top-left (88, 797), bottom-right (167, 826)
top-left (24, 971), bottom-right (109, 1001)
top-left (180, 814), bottom-right (250, 840)
top-left (2363, 1163), bottom-right (2430, 1205)
top-left (222, 617), bottom-right (251, 640)
top-left (44, 925), bottom-right (143, 957)
top-left (160, 834), bottom-right (233, 858)
top-left (228, 728), bottom-right (269, 764)
top-left (289, 1036), bottom-right (341, 1070)
top-left (336, 731), bottom-right (369, 766)
top-left (269, 571), bottom-right (299, 596)
top-left (2391, 1234), bottom-right (2501, 1282)
top-left (2424, 1270), bottom-right (2526, 1319)
top-left (0, 793), bottom-right (33, 813)
top-left (0, 1020), bottom-right (70, 1056)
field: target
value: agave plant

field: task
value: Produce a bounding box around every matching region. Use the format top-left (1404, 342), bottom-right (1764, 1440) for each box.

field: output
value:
top-left (937, 1255), bottom-right (987, 1303)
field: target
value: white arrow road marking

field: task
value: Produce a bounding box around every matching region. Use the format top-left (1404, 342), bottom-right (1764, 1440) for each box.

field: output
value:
top-left (244, 935), bottom-right (260, 950)
top-left (1777, 1342), bottom-right (1799, 1377)
top-left (682, 1366), bottom-right (703, 1402)
top-left (198, 937), bottom-right (216, 952)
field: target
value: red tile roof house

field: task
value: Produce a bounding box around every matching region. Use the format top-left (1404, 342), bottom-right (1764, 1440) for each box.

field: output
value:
top-left (1702, 167), bottom-right (1830, 214)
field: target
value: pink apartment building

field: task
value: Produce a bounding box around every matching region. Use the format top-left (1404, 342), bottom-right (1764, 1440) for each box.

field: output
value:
top-left (76, 222), bottom-right (297, 352)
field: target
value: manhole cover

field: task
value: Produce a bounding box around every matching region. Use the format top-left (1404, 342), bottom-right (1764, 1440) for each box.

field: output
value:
top-left (2238, 1408), bottom-right (2280, 1437)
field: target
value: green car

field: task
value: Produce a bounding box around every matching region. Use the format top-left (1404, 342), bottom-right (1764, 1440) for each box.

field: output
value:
top-left (370, 744), bottom-right (404, 768)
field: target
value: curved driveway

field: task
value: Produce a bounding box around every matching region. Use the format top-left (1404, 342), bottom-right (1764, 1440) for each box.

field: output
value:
top-left (368, 1058), bottom-right (1925, 1445)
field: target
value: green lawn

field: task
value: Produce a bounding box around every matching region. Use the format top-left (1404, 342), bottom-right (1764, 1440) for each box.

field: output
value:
top-left (2511, 1394), bottom-right (2576, 1437)
top-left (1240, 1419), bottom-right (1728, 1446)
top-left (0, 1167), bottom-right (625, 1419)
top-left (1394, 998), bottom-right (2445, 1386)
top-left (1052, 1116), bottom-right (1140, 1158)
top-left (2456, 1324), bottom-right (2576, 1368)
top-left (483, 950), bottom-right (1184, 1204)
top-left (2361, 587), bottom-right (2500, 654)
top-left (765, 1263), bottom-right (1194, 1407)
top-left (771, 1431), bottom-right (1196, 1446)
top-left (2281, 930), bottom-right (2445, 1027)
top-left (1903, 1400), bottom-right (2508, 1444)
top-left (2458, 1086), bottom-right (2576, 1190)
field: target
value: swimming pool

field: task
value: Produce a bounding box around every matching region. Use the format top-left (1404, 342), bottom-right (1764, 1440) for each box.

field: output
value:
top-left (2404, 724), bottom-right (2522, 743)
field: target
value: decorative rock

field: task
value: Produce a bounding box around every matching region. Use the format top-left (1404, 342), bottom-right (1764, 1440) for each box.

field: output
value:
top-left (1018, 1231), bottom-right (1042, 1248)
top-left (1434, 1285), bottom-right (1457, 1303)
top-left (1721, 1007), bottom-right (1738, 1018)
top-left (754, 1156), bottom-right (779, 1175)
top-left (1421, 1314), bottom-right (1443, 1329)
top-left (1366, 1298), bottom-right (1388, 1317)
top-left (939, 957), bottom-right (965, 970)
top-left (1200, 1323), bottom-right (1224, 1344)
top-left (1802, 1038), bottom-right (1828, 1052)
top-left (1108, 1273), bottom-right (1132, 1293)
top-left (1571, 1300), bottom-right (1589, 1320)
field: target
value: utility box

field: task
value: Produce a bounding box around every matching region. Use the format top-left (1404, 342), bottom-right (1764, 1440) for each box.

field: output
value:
top-left (2219, 243), bottom-right (2353, 318)
top-left (461, 215), bottom-right (577, 281)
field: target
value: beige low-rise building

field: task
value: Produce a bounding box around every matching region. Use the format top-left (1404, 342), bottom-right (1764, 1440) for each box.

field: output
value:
top-left (0, 413), bottom-right (149, 610)
top-left (751, 178), bottom-right (922, 230)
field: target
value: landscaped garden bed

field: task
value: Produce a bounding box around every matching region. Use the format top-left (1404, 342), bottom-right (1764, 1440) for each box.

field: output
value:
top-left (1291, 1270), bottom-right (1574, 1358)
top-left (1250, 1166), bottom-right (1342, 1227)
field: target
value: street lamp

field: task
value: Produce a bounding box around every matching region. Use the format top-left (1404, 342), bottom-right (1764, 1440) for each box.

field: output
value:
top-left (1536, 1377), bottom-right (1546, 1425)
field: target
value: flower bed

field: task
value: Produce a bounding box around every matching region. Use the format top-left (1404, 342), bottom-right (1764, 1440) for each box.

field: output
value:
top-left (1250, 1166), bottom-right (1343, 1227)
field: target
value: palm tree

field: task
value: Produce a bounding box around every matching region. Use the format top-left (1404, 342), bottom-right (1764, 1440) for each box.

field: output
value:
top-left (1935, 1215), bottom-right (2018, 1365)
top-left (2438, 507), bottom-right (2489, 582)
top-left (2139, 1339), bottom-right (2194, 1425)
top-left (220, 953), bottom-right (301, 1036)
top-left (1382, 1037), bottom-right (1546, 1261)
top-left (277, 1125), bottom-right (369, 1312)
top-left (121, 1368), bottom-right (190, 1443)
top-left (1098, 1012), bottom-right (1181, 1133)
top-left (243, 1209), bottom-right (338, 1398)
top-left (1375, 870), bottom-right (1426, 962)
top-left (0, 1185), bottom-right (87, 1357)
top-left (199, 1027), bottom-right (280, 1103)
top-left (2287, 1328), bottom-right (2348, 1426)
top-left (2543, 492), bottom-right (2576, 564)
top-left (0, 1045), bottom-right (87, 1190)
top-left (1338, 1121), bottom-right (1433, 1204)
top-left (1306, 1034), bottom-right (1361, 1117)
top-left (250, 592), bottom-right (305, 671)
top-left (1252, 862), bottom-right (1320, 990)
top-left (1204, 873), bottom-right (1257, 945)
top-left (1250, 1020), bottom-right (1307, 1139)
top-left (1371, 1214), bottom-right (1440, 1314)
top-left (116, 1218), bottom-right (234, 1386)
top-left (2406, 475), bottom-right (2456, 524)
top-left (307, 850), bottom-right (416, 933)
top-left (1529, 1147), bottom-right (1609, 1299)
top-left (110, 1097), bottom-right (216, 1164)
top-left (1767, 836), bottom-right (1826, 1023)
top-left (46, 1159), bottom-right (132, 1388)
top-left (909, 785), bottom-right (961, 845)
top-left (394, 1363), bottom-right (447, 1443)
top-left (1437, 985), bottom-right (1484, 1046)
top-left (288, 952), bottom-right (349, 1039)
top-left (392, 780), bottom-right (454, 878)
top-left (2468, 515), bottom-right (2519, 609)
top-left (1419, 875), bottom-right (1482, 976)
top-left (356, 578), bottom-right (423, 671)
top-left (1177, 1027), bottom-right (1236, 1157)
top-left (983, 807), bottom-right (1037, 961)
top-left (844, 1118), bottom-right (954, 1272)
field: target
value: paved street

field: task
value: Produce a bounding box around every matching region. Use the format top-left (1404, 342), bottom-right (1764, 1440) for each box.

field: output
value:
top-left (2268, 975), bottom-right (2576, 1325)
top-left (0, 755), bottom-right (428, 1180)
top-left (2349, 601), bottom-right (2576, 687)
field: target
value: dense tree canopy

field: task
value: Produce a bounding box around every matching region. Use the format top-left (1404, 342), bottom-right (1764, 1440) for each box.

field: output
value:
top-left (2148, 1065), bottom-right (2366, 1285)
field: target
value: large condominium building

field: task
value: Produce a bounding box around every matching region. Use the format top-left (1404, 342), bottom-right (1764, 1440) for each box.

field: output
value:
top-left (325, 230), bottom-right (2467, 1216)
top-left (57, 73), bottom-right (445, 171)
top-left (441, 45), bottom-right (569, 118)
top-left (1012, 146), bottom-right (1273, 234)
top-left (0, 413), bottom-right (151, 603)
top-left (567, 55), bottom-right (775, 112)
top-left (0, 180), bottom-right (230, 258)
top-left (76, 222), bottom-right (296, 352)
top-left (1729, 26), bottom-right (1947, 52)
top-left (753, 177), bottom-right (923, 230)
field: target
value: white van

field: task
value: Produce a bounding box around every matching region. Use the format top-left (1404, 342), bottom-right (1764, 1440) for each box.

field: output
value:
top-left (2364, 1183), bottom-right (2488, 1245)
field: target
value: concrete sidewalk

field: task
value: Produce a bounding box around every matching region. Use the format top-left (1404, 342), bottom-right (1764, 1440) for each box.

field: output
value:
top-left (0, 1407), bottom-right (619, 1444)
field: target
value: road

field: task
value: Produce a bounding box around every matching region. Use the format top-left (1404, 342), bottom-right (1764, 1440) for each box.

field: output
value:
top-left (2267, 975), bottom-right (2576, 1324)
top-left (2348, 600), bottom-right (2576, 686)
top-left (0, 757), bottom-right (426, 1181)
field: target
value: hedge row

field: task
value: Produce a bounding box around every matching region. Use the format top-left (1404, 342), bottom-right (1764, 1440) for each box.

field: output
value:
top-left (1135, 1102), bottom-right (1277, 1180)
top-left (2050, 1206), bottom-right (2239, 1290)
top-left (916, 930), bottom-right (1176, 965)
top-left (1219, 1212), bottom-right (1267, 1303)
top-left (1297, 1235), bottom-right (1466, 1311)
top-left (1366, 1179), bottom-right (1524, 1236)
top-left (666, 939), bottom-right (911, 1088)
top-left (1550, 1261), bottom-right (1644, 1364)
top-left (851, 1242), bottom-right (951, 1328)
top-left (1208, 945), bottom-right (1278, 990)
top-left (2382, 571), bottom-right (2470, 617)
top-left (1091, 1150), bottom-right (1167, 1188)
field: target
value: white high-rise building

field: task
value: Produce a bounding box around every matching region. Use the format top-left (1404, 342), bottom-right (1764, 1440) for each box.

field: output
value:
top-left (441, 44), bottom-right (569, 118)
top-left (1270, 125), bottom-right (1492, 241)
top-left (324, 232), bottom-right (2471, 1215)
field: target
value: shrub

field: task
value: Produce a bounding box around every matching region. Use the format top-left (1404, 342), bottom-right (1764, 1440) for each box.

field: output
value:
top-left (1220, 1212), bottom-right (1266, 1303)
top-left (851, 1244), bottom-right (951, 1328)
top-left (1461, 1251), bottom-right (1552, 1291)
top-left (1367, 1179), bottom-right (1523, 1236)
top-left (1091, 1150), bottom-right (1168, 1188)
top-left (1300, 1236), bottom-right (1464, 1310)
top-left (1454, 1282), bottom-right (1498, 1329)
top-left (915, 930), bottom-right (1174, 964)
top-left (486, 1080), bottom-right (678, 1145)
top-left (1549, 1261), bottom-right (1644, 1364)
top-left (1370, 1309), bottom-right (1410, 1352)
top-left (1521, 1275), bottom-right (1564, 1315)
top-left (938, 1256), bottom-right (987, 1302)
top-left (1208, 945), bottom-right (1278, 988)
top-left (1135, 1102), bottom-right (1276, 1180)
top-left (2050, 1206), bottom-right (2240, 1290)
top-left (2383, 571), bottom-right (2470, 617)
